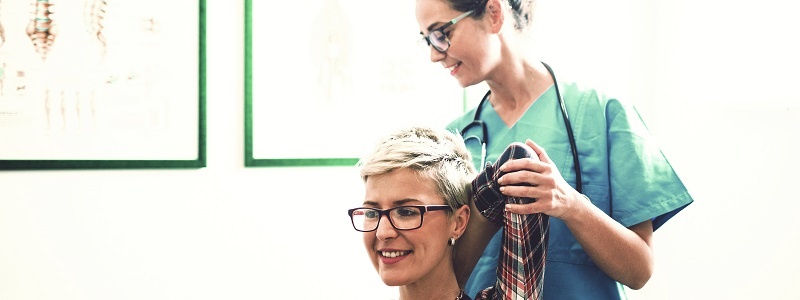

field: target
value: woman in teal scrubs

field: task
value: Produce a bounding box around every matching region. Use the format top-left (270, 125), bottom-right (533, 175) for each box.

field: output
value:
top-left (415, 0), bottom-right (694, 298)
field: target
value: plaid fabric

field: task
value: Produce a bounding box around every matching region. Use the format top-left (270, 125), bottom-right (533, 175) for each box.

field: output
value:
top-left (471, 142), bottom-right (549, 300)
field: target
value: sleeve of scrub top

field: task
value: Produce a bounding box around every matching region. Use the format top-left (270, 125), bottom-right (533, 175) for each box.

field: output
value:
top-left (605, 99), bottom-right (694, 230)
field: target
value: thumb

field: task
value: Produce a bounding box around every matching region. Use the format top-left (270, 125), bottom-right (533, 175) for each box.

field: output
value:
top-left (525, 139), bottom-right (554, 164)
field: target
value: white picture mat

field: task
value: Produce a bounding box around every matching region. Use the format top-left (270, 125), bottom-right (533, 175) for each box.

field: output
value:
top-left (251, 0), bottom-right (464, 160)
top-left (0, 0), bottom-right (200, 160)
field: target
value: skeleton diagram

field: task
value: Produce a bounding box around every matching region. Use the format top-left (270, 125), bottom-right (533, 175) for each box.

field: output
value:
top-left (26, 0), bottom-right (58, 61)
top-left (23, 0), bottom-right (107, 130)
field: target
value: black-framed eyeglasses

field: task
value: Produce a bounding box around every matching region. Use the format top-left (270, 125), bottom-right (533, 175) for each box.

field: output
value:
top-left (421, 10), bottom-right (474, 53)
top-left (347, 205), bottom-right (452, 232)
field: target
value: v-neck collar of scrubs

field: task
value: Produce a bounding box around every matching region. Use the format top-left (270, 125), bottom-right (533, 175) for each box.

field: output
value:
top-left (476, 85), bottom-right (560, 165)
top-left (480, 85), bottom-right (557, 130)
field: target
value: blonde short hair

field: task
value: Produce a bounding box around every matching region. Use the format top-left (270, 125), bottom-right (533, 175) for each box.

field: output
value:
top-left (358, 126), bottom-right (476, 210)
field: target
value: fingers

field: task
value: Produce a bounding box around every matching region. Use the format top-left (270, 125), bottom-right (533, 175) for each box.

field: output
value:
top-left (526, 139), bottom-right (555, 164)
top-left (499, 184), bottom-right (549, 199)
top-left (497, 170), bottom-right (552, 189)
top-left (499, 157), bottom-right (546, 173)
top-left (505, 202), bottom-right (547, 215)
top-left (498, 140), bottom-right (554, 173)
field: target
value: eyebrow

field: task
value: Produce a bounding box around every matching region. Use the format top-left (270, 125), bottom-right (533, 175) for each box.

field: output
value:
top-left (363, 198), bottom-right (422, 207)
top-left (420, 21), bottom-right (449, 35)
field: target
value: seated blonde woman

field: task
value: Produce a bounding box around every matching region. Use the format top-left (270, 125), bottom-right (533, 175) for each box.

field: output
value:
top-left (348, 126), bottom-right (548, 299)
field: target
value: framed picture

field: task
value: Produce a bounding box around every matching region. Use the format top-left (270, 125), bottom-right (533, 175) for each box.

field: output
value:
top-left (0, 0), bottom-right (206, 170)
top-left (245, 0), bottom-right (465, 167)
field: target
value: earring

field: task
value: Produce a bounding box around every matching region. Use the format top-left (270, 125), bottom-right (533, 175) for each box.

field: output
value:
top-left (448, 237), bottom-right (456, 246)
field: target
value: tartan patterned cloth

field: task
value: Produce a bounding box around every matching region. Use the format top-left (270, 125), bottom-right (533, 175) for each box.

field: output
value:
top-left (471, 142), bottom-right (550, 300)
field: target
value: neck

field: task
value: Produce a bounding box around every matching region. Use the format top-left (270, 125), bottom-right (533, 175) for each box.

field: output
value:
top-left (397, 270), bottom-right (462, 300)
top-left (484, 60), bottom-right (553, 126)
top-left (484, 32), bottom-right (545, 107)
top-left (485, 60), bottom-right (537, 106)
top-left (399, 285), bottom-right (462, 300)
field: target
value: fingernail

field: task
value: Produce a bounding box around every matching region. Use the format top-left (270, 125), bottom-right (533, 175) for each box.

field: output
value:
top-left (499, 186), bottom-right (505, 192)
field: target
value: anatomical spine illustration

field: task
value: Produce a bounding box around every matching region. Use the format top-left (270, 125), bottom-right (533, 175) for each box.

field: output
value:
top-left (26, 0), bottom-right (58, 61)
top-left (1, 0), bottom-right (177, 139)
top-left (0, 10), bottom-right (5, 50)
top-left (83, 0), bottom-right (106, 55)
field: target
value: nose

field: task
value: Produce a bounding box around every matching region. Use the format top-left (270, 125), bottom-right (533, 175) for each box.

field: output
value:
top-left (429, 45), bottom-right (445, 63)
top-left (374, 215), bottom-right (398, 241)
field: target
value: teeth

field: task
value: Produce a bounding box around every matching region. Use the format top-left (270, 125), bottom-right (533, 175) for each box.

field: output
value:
top-left (381, 251), bottom-right (410, 258)
top-left (447, 63), bottom-right (459, 72)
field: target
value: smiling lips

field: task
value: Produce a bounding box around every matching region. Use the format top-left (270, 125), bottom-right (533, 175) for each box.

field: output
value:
top-left (381, 250), bottom-right (411, 258)
top-left (378, 250), bottom-right (412, 264)
top-left (448, 62), bottom-right (462, 76)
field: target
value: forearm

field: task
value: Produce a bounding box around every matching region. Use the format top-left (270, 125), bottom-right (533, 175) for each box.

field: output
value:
top-left (454, 200), bottom-right (501, 287)
top-left (563, 195), bottom-right (655, 289)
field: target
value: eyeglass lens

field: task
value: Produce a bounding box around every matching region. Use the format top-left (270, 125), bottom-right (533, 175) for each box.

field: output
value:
top-left (350, 207), bottom-right (423, 232)
top-left (428, 31), bottom-right (449, 52)
top-left (423, 10), bottom-right (473, 53)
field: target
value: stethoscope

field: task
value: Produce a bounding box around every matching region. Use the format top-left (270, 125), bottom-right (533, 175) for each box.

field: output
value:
top-left (460, 62), bottom-right (583, 193)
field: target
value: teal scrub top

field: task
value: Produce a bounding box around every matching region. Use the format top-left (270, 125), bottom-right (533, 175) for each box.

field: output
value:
top-left (448, 80), bottom-right (694, 299)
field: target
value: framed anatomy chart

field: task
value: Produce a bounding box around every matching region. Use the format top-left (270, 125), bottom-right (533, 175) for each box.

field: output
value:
top-left (245, 0), bottom-right (465, 167)
top-left (0, 0), bottom-right (206, 170)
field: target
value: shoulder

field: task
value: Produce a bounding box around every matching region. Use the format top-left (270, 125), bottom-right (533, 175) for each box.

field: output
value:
top-left (553, 72), bottom-right (637, 120)
top-left (549, 70), bottom-right (650, 141)
top-left (558, 79), bottom-right (616, 107)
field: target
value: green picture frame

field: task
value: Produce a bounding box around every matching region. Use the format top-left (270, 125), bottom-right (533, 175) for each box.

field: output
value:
top-left (244, 0), bottom-right (354, 167)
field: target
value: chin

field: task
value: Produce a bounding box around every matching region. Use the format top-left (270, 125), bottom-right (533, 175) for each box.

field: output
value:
top-left (379, 271), bottom-right (412, 287)
top-left (456, 76), bottom-right (480, 88)
top-left (380, 277), bottom-right (409, 287)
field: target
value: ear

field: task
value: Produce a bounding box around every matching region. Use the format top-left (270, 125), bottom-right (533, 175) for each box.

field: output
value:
top-left (451, 205), bottom-right (470, 238)
top-left (484, 0), bottom-right (505, 34)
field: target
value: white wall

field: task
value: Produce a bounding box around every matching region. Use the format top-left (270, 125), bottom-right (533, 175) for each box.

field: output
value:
top-left (1, 0), bottom-right (798, 299)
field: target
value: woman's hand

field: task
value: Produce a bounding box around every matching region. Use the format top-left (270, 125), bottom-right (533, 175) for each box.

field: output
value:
top-left (497, 139), bottom-right (656, 288)
top-left (497, 139), bottom-right (588, 221)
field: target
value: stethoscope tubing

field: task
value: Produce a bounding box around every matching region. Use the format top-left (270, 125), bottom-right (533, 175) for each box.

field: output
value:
top-left (463, 62), bottom-right (583, 193)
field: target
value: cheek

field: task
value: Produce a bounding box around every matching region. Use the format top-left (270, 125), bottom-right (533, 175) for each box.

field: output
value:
top-left (362, 234), bottom-right (378, 264)
top-left (415, 230), bottom-right (453, 270)
top-left (362, 233), bottom-right (374, 252)
top-left (421, 220), bottom-right (452, 248)
top-left (452, 46), bottom-right (490, 85)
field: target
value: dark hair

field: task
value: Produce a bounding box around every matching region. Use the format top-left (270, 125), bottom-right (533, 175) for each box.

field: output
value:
top-left (449, 0), bottom-right (534, 32)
